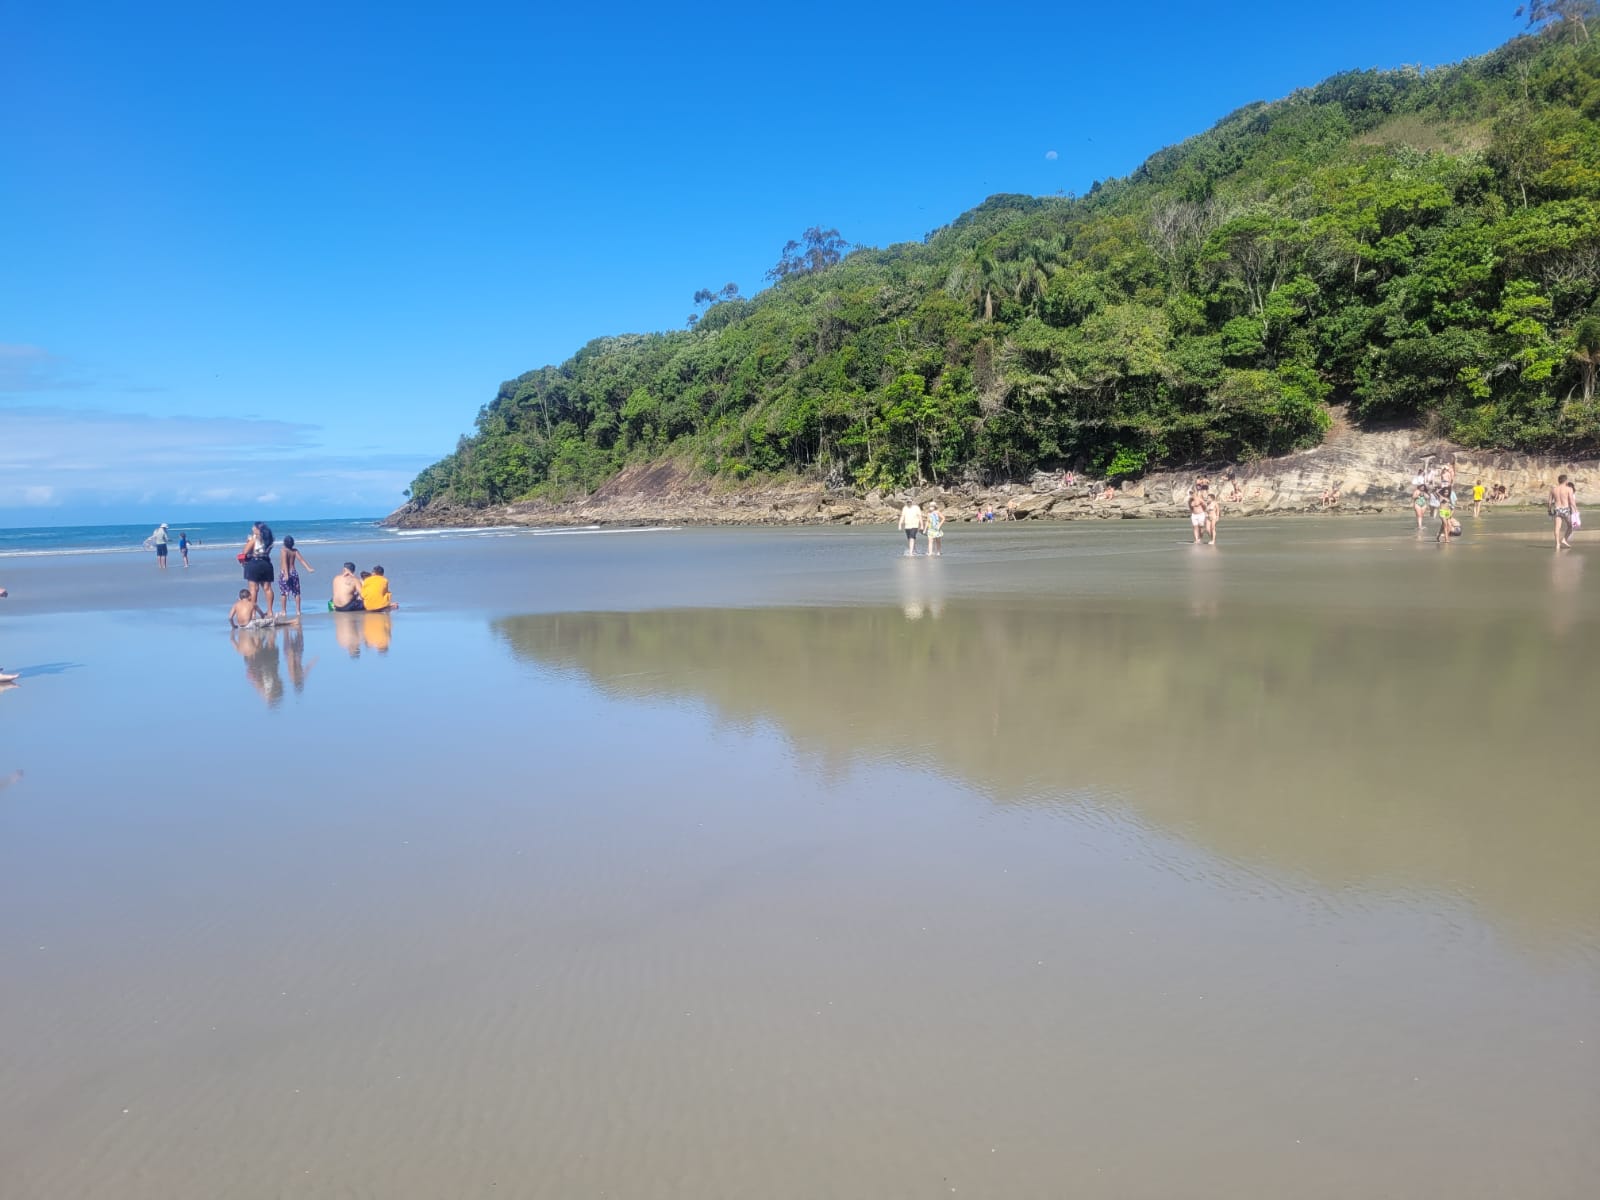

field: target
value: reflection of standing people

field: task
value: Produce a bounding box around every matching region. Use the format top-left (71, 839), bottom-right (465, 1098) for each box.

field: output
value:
top-left (241, 522), bottom-right (276, 615)
top-left (277, 536), bottom-right (316, 619)
top-left (926, 504), bottom-right (945, 556)
top-left (1550, 474), bottom-right (1578, 550)
top-left (231, 626), bottom-right (284, 707)
top-left (150, 523), bottom-right (170, 570)
top-left (898, 501), bottom-right (923, 557)
top-left (283, 625), bottom-right (317, 693)
top-left (179, 532), bottom-right (190, 568)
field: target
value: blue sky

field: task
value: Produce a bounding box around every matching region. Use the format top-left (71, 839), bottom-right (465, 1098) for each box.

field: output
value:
top-left (3, 0), bottom-right (1526, 524)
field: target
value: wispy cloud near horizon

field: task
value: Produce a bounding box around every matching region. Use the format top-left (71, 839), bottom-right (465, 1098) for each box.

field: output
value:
top-left (0, 403), bottom-right (431, 517)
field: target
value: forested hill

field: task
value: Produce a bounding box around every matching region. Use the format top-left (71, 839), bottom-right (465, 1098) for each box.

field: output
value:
top-left (407, 14), bottom-right (1600, 511)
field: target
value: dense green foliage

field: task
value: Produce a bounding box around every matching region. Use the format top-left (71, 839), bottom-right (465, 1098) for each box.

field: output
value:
top-left (411, 21), bottom-right (1600, 508)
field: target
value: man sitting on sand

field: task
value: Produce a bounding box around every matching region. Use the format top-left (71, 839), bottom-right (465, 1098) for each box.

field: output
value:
top-left (360, 565), bottom-right (398, 612)
top-left (332, 562), bottom-right (365, 611)
top-left (229, 588), bottom-right (262, 628)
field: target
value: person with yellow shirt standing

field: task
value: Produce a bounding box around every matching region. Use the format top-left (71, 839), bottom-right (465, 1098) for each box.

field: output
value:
top-left (359, 565), bottom-right (398, 612)
top-left (1472, 480), bottom-right (1486, 517)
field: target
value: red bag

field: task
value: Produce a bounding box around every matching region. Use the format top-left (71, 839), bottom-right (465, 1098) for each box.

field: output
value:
top-left (237, 552), bottom-right (248, 563)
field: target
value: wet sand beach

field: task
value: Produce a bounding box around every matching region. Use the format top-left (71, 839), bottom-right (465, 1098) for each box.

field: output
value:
top-left (1, 517), bottom-right (1596, 1198)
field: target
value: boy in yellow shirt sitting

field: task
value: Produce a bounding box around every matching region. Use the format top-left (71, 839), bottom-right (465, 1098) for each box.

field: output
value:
top-left (359, 565), bottom-right (398, 612)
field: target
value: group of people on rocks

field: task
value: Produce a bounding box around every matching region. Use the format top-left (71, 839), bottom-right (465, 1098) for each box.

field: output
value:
top-left (228, 521), bottom-right (397, 626)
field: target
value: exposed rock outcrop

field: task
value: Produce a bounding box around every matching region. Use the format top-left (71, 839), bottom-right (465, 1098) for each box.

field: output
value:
top-left (388, 419), bottom-right (1600, 530)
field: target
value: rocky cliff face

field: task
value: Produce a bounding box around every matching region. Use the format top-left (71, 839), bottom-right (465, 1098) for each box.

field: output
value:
top-left (389, 417), bottom-right (1600, 529)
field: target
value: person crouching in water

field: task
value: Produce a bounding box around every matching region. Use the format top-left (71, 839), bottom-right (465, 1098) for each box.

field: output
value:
top-left (360, 565), bottom-right (398, 612)
top-left (229, 588), bottom-right (261, 628)
top-left (331, 562), bottom-right (365, 611)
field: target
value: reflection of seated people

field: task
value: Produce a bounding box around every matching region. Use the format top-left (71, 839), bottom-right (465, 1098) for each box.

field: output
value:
top-left (334, 614), bottom-right (364, 658)
top-left (360, 565), bottom-right (398, 612)
top-left (332, 562), bottom-right (365, 611)
top-left (229, 588), bottom-right (261, 628)
top-left (363, 611), bottom-right (393, 653)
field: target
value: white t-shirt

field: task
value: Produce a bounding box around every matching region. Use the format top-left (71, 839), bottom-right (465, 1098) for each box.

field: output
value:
top-left (899, 504), bottom-right (923, 531)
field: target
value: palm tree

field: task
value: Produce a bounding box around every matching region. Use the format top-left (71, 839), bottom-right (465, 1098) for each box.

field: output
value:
top-left (947, 250), bottom-right (1006, 321)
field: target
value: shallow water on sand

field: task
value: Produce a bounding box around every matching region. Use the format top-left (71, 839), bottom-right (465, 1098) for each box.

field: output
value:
top-left (1, 517), bottom-right (1597, 1198)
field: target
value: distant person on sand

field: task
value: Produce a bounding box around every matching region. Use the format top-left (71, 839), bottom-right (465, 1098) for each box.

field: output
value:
top-left (277, 535), bottom-right (316, 619)
top-left (149, 523), bottom-right (169, 570)
top-left (241, 522), bottom-right (276, 614)
top-left (926, 503), bottom-right (945, 556)
top-left (1550, 474), bottom-right (1578, 550)
top-left (0, 583), bottom-right (14, 683)
top-left (178, 531), bottom-right (189, 568)
top-left (898, 500), bottom-right (923, 556)
top-left (332, 562), bottom-right (365, 611)
top-left (1188, 487), bottom-right (1208, 544)
top-left (360, 565), bottom-right (398, 612)
top-left (228, 588), bottom-right (260, 628)
top-left (1100, 482), bottom-right (1116, 500)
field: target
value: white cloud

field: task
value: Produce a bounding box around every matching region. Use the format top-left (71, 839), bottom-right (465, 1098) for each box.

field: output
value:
top-left (1044, 150), bottom-right (1059, 161)
top-left (0, 404), bottom-right (432, 517)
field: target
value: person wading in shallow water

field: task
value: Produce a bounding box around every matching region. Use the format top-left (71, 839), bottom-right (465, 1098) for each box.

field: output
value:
top-left (1188, 486), bottom-right (1208, 544)
top-left (898, 500), bottom-right (923, 556)
top-left (1550, 474), bottom-right (1579, 550)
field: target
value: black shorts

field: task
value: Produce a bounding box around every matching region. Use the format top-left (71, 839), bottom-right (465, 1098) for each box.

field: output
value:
top-left (242, 558), bottom-right (274, 584)
top-left (155, 544), bottom-right (167, 558)
top-left (334, 597), bottom-right (366, 612)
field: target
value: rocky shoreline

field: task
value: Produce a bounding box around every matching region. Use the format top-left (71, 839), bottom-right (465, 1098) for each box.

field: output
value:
top-left (388, 419), bottom-right (1600, 530)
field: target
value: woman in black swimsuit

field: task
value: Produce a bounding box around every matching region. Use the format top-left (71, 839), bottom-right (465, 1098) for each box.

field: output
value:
top-left (241, 522), bottom-right (276, 615)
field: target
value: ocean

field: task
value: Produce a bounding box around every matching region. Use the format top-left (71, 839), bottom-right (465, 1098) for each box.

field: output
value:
top-left (0, 517), bottom-right (672, 559)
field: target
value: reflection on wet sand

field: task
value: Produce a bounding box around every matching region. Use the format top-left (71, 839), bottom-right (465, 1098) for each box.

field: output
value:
top-left (333, 611), bottom-right (394, 657)
top-left (231, 624), bottom-right (320, 703)
top-left (230, 626), bottom-right (284, 707)
top-left (496, 601), bottom-right (1600, 950)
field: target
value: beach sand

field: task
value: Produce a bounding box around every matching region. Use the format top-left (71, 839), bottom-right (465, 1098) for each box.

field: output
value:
top-left (1, 518), bottom-right (1596, 1198)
